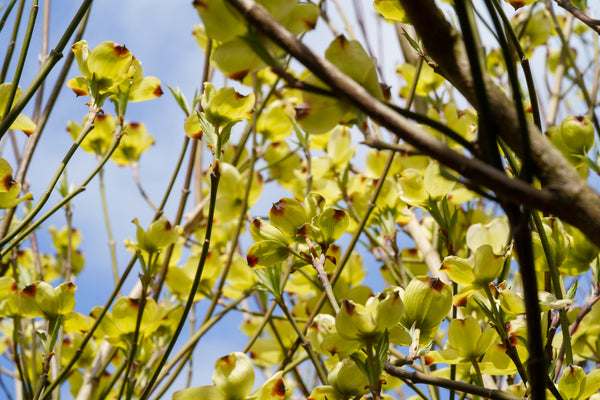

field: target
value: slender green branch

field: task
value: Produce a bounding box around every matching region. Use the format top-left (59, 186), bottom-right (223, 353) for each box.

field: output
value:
top-left (139, 159), bottom-right (221, 400)
top-left (121, 270), bottom-right (149, 400)
top-left (0, 0), bottom-right (18, 34)
top-left (489, 0), bottom-right (542, 131)
top-left (0, 0), bottom-right (93, 137)
top-left (0, 0), bottom-right (24, 83)
top-left (277, 299), bottom-right (328, 385)
top-left (482, 0), bottom-right (533, 183)
top-left (99, 168), bottom-right (120, 287)
top-left (0, 108), bottom-right (99, 251)
top-left (455, 0), bottom-right (502, 169)
top-left (2, 0), bottom-right (39, 133)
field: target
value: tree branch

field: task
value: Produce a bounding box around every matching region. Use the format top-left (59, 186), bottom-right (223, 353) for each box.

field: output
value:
top-left (384, 362), bottom-right (522, 400)
top-left (554, 0), bottom-right (600, 34)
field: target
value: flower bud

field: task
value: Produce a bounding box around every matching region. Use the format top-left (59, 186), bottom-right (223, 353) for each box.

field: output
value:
top-left (560, 115), bottom-right (594, 154)
top-left (336, 299), bottom-right (376, 341)
top-left (269, 198), bottom-right (308, 240)
top-left (328, 357), bottom-right (370, 396)
top-left (212, 352), bottom-right (255, 400)
top-left (133, 218), bottom-right (182, 254)
top-left (336, 287), bottom-right (404, 345)
top-left (401, 276), bottom-right (452, 341)
top-left (19, 281), bottom-right (58, 319)
top-left (374, 287), bottom-right (405, 332)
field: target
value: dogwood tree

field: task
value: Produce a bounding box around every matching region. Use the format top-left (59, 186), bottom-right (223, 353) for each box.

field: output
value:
top-left (1, 0), bottom-right (600, 399)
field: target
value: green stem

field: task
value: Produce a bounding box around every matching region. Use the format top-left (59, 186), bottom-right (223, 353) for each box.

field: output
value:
top-left (420, 355), bottom-right (439, 400)
top-left (531, 211), bottom-right (573, 366)
top-left (0, 0), bottom-right (93, 137)
top-left (33, 315), bottom-right (63, 400)
top-left (2, 0), bottom-right (39, 129)
top-left (0, 0), bottom-right (18, 34)
top-left (277, 299), bottom-right (328, 385)
top-left (12, 315), bottom-right (32, 399)
top-left (99, 168), bottom-right (120, 288)
top-left (242, 300), bottom-right (277, 353)
top-left (488, 0), bottom-right (542, 131)
top-left (482, 0), bottom-right (533, 183)
top-left (470, 358), bottom-right (484, 387)
top-left (0, 0), bottom-right (24, 83)
top-left (455, 0), bottom-right (502, 170)
top-left (139, 160), bottom-right (221, 400)
top-left (121, 272), bottom-right (149, 400)
top-left (151, 137), bottom-right (197, 297)
top-left (365, 343), bottom-right (381, 400)
top-left (201, 73), bottom-right (260, 323)
top-left (96, 358), bottom-right (126, 400)
top-left (152, 37), bottom-right (211, 301)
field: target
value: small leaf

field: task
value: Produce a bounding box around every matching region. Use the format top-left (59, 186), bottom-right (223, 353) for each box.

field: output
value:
top-left (167, 84), bottom-right (190, 115)
top-left (402, 28), bottom-right (422, 54)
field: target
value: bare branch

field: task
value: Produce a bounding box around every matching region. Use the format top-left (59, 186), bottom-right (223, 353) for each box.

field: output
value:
top-left (384, 362), bottom-right (522, 400)
top-left (554, 0), bottom-right (600, 34)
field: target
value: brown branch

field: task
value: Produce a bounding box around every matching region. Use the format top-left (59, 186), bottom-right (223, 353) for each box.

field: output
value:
top-left (554, 0), bottom-right (600, 34)
top-left (384, 362), bottom-right (522, 400)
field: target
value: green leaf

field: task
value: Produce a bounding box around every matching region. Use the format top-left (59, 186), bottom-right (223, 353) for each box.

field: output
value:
top-left (325, 36), bottom-right (383, 100)
top-left (196, 111), bottom-right (217, 148)
top-left (167, 84), bottom-right (190, 115)
top-left (212, 38), bottom-right (266, 80)
top-left (401, 28), bottom-right (422, 54)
